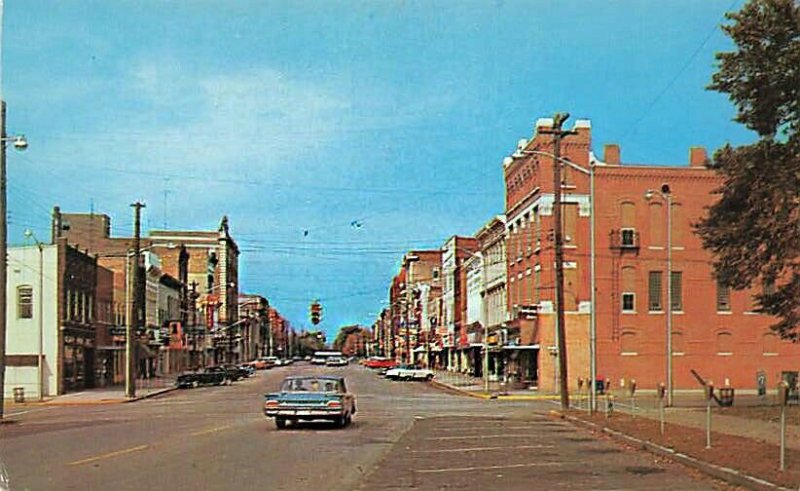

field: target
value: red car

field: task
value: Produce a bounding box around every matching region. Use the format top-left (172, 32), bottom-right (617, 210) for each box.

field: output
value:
top-left (363, 357), bottom-right (397, 369)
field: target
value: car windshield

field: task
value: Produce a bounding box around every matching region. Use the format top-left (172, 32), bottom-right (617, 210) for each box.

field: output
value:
top-left (281, 378), bottom-right (341, 393)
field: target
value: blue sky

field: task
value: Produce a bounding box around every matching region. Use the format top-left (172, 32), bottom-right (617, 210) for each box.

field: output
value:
top-left (2, 0), bottom-right (753, 340)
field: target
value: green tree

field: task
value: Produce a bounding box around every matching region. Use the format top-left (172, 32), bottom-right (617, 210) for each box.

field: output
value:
top-left (696, 0), bottom-right (800, 338)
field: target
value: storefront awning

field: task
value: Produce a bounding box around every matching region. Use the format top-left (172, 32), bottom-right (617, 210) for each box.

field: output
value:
top-left (502, 344), bottom-right (540, 350)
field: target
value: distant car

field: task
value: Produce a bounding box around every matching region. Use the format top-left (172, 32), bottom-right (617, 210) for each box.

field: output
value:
top-left (261, 356), bottom-right (279, 368)
top-left (239, 364), bottom-right (256, 377)
top-left (223, 365), bottom-right (248, 381)
top-left (248, 359), bottom-right (268, 370)
top-left (325, 356), bottom-right (348, 367)
top-left (304, 355), bottom-right (312, 361)
top-left (176, 366), bottom-right (231, 388)
top-left (364, 357), bottom-right (397, 370)
top-left (263, 375), bottom-right (357, 429)
top-left (292, 355), bottom-right (303, 362)
top-left (310, 356), bottom-right (327, 365)
top-left (385, 365), bottom-right (434, 381)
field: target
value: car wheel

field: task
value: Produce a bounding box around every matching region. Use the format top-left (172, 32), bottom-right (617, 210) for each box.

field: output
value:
top-left (426, 374), bottom-right (434, 381)
top-left (275, 418), bottom-right (287, 430)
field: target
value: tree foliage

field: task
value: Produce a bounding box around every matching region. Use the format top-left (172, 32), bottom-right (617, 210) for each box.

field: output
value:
top-left (697, 0), bottom-right (800, 338)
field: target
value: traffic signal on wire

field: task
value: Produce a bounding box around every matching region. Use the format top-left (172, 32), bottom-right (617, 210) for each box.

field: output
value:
top-left (310, 301), bottom-right (322, 325)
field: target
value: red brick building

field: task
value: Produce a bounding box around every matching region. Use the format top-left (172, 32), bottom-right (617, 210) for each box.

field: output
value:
top-left (503, 117), bottom-right (799, 393)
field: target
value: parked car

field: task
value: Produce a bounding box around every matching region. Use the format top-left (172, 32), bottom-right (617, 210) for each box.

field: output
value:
top-left (385, 364), bottom-right (434, 381)
top-left (363, 357), bottom-right (397, 370)
top-left (176, 366), bottom-right (231, 388)
top-left (223, 364), bottom-right (248, 381)
top-left (263, 375), bottom-right (356, 429)
top-left (248, 359), bottom-right (268, 370)
top-left (263, 356), bottom-right (280, 368)
top-left (325, 356), bottom-right (348, 367)
top-left (310, 356), bottom-right (327, 365)
top-left (239, 364), bottom-right (256, 377)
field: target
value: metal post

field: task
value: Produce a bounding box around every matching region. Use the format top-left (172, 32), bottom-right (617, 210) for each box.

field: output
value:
top-left (36, 241), bottom-right (43, 400)
top-left (666, 192), bottom-right (673, 407)
top-left (780, 404), bottom-right (786, 471)
top-left (125, 252), bottom-right (133, 397)
top-left (705, 393), bottom-right (712, 449)
top-left (589, 163), bottom-right (596, 413)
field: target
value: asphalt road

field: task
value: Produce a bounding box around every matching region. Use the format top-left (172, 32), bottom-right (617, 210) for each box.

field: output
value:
top-left (0, 364), bottom-right (729, 491)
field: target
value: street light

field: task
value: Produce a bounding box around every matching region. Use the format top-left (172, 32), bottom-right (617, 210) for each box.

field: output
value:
top-left (645, 184), bottom-right (673, 407)
top-left (23, 229), bottom-right (44, 401)
top-left (506, 147), bottom-right (596, 412)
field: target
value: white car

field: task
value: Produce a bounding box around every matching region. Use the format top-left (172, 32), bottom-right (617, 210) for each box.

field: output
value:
top-left (385, 365), bottom-right (434, 381)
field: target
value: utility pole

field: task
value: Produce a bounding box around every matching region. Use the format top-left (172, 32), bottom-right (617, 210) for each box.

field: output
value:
top-left (541, 112), bottom-right (575, 410)
top-left (0, 102), bottom-right (7, 419)
top-left (127, 201), bottom-right (145, 398)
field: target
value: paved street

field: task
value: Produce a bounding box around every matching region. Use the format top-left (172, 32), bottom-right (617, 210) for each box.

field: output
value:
top-left (0, 365), bottom-right (727, 491)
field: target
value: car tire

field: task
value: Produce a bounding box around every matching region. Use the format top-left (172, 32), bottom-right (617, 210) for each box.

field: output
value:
top-left (426, 374), bottom-right (434, 381)
top-left (275, 418), bottom-right (288, 430)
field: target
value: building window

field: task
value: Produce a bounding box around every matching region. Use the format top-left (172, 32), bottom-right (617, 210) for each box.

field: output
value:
top-left (717, 281), bottom-right (731, 312)
top-left (432, 267), bottom-right (440, 280)
top-left (648, 271), bottom-right (663, 311)
top-left (671, 271), bottom-right (683, 311)
top-left (763, 332), bottom-right (778, 355)
top-left (716, 331), bottom-right (733, 355)
top-left (621, 293), bottom-right (635, 312)
top-left (17, 285), bottom-right (33, 319)
top-left (620, 330), bottom-right (637, 355)
top-left (620, 228), bottom-right (636, 247)
top-left (672, 330), bottom-right (685, 355)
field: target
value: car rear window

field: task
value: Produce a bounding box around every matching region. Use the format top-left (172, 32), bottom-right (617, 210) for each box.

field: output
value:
top-left (281, 378), bottom-right (341, 393)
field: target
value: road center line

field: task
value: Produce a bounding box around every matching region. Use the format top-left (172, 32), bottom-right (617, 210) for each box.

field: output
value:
top-left (425, 434), bottom-right (542, 441)
top-left (67, 445), bottom-right (149, 466)
top-left (416, 462), bottom-right (563, 474)
top-left (190, 424), bottom-right (233, 436)
top-left (412, 444), bottom-right (555, 454)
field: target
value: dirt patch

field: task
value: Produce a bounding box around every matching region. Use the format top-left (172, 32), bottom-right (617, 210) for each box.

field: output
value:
top-left (570, 411), bottom-right (800, 489)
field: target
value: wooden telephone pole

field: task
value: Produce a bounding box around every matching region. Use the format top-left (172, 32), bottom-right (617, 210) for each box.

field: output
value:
top-left (540, 113), bottom-right (575, 410)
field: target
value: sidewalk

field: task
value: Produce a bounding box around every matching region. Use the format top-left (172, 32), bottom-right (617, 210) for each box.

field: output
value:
top-left (431, 369), bottom-right (558, 400)
top-left (5, 376), bottom-right (178, 407)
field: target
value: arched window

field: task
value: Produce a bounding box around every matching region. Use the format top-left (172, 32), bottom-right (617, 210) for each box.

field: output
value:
top-left (716, 331), bottom-right (733, 355)
top-left (649, 202), bottom-right (664, 247)
top-left (672, 330), bottom-right (685, 355)
top-left (621, 266), bottom-right (636, 312)
top-left (620, 330), bottom-right (638, 355)
top-left (763, 332), bottom-right (778, 355)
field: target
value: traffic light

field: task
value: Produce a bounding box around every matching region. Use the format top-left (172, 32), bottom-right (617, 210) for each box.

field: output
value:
top-left (310, 301), bottom-right (322, 325)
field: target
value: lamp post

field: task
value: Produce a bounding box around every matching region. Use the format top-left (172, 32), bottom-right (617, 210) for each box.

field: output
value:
top-left (23, 230), bottom-right (44, 400)
top-left (645, 184), bottom-right (673, 406)
top-left (510, 148), bottom-right (595, 411)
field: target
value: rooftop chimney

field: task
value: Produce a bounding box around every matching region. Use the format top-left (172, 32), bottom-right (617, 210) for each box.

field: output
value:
top-left (603, 144), bottom-right (621, 165)
top-left (689, 147), bottom-right (708, 167)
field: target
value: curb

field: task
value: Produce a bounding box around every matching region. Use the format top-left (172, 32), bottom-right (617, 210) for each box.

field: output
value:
top-left (429, 379), bottom-right (559, 401)
top-left (7, 386), bottom-right (179, 407)
top-left (562, 412), bottom-right (793, 491)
